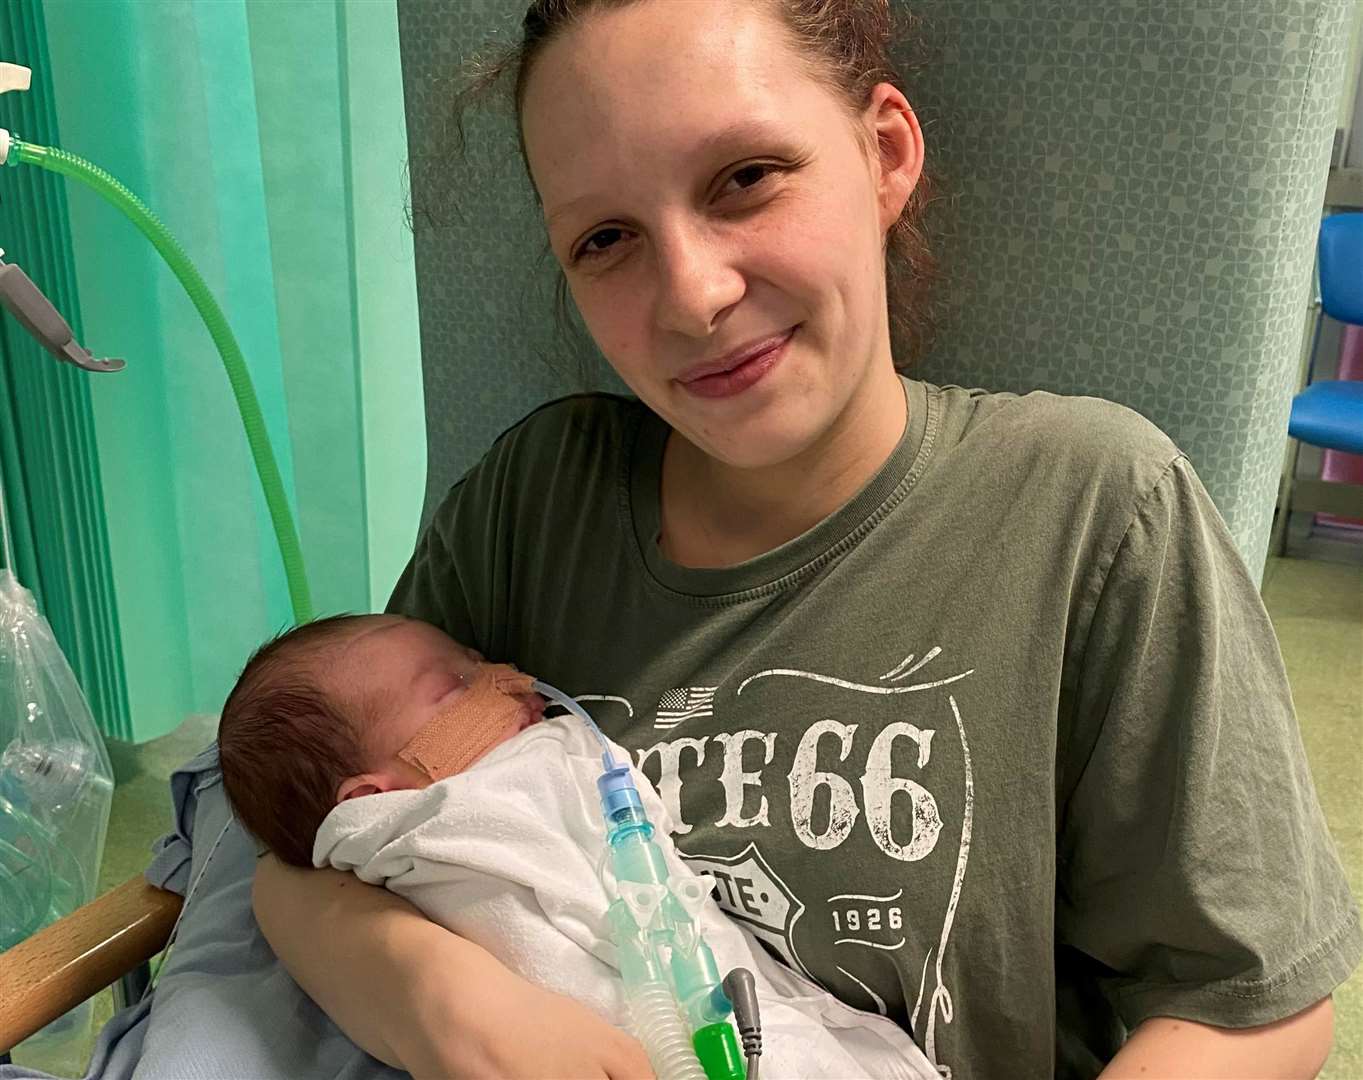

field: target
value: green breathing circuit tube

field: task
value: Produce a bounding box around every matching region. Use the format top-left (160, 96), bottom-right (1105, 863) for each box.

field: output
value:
top-left (6, 138), bottom-right (313, 624)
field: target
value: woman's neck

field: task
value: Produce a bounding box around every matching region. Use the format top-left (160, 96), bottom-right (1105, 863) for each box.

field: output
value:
top-left (658, 364), bottom-right (908, 568)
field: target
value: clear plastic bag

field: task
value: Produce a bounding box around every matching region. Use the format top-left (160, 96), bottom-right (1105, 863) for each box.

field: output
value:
top-left (0, 565), bottom-right (114, 957)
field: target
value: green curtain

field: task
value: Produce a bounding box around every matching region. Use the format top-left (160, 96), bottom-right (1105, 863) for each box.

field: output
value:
top-left (0, 0), bottom-right (130, 740)
top-left (28, 0), bottom-right (425, 740)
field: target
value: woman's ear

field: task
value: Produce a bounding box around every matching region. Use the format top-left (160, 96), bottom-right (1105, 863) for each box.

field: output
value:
top-left (864, 82), bottom-right (925, 232)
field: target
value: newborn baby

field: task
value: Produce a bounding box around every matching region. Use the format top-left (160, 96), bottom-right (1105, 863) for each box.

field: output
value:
top-left (218, 614), bottom-right (936, 1080)
top-left (219, 613), bottom-right (542, 866)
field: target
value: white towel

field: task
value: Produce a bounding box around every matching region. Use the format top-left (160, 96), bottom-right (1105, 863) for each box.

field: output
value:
top-left (316, 716), bottom-right (938, 1080)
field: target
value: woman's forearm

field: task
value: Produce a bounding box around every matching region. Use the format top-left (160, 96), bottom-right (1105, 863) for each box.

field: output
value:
top-left (252, 857), bottom-right (655, 1080)
top-left (252, 856), bottom-right (490, 1070)
top-left (1099, 998), bottom-right (1334, 1079)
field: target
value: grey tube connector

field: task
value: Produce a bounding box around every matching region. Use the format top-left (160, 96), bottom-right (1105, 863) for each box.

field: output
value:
top-left (0, 258), bottom-right (124, 372)
top-left (721, 968), bottom-right (762, 1080)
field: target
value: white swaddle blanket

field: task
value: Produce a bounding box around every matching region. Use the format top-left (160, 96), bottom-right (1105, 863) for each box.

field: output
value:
top-left (315, 716), bottom-right (937, 1080)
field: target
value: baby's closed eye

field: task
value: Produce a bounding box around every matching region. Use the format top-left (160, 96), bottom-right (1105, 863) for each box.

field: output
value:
top-left (426, 671), bottom-right (466, 705)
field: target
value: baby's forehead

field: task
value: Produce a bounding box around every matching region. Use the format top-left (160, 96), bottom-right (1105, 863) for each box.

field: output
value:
top-left (337, 615), bottom-right (434, 655)
top-left (335, 616), bottom-right (479, 680)
top-left (341, 613), bottom-right (413, 648)
top-left (316, 618), bottom-right (409, 685)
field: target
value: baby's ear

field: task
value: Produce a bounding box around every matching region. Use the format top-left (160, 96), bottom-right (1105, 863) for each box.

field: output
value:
top-left (336, 773), bottom-right (386, 803)
top-left (336, 764), bottom-right (424, 804)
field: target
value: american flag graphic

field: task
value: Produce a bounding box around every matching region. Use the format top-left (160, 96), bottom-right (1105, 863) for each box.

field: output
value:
top-left (654, 686), bottom-right (717, 728)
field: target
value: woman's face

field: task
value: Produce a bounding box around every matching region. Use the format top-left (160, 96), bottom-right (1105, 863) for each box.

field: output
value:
top-left (522, 0), bottom-right (923, 471)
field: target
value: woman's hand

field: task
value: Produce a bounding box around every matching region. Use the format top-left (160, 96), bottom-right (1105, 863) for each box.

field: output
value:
top-left (253, 856), bottom-right (653, 1079)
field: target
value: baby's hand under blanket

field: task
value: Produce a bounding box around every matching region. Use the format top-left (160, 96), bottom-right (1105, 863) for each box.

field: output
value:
top-left (407, 961), bottom-right (655, 1080)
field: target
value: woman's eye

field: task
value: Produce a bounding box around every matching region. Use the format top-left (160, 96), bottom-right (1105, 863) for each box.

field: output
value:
top-left (568, 162), bottom-right (784, 264)
top-left (721, 162), bottom-right (779, 196)
top-left (576, 227), bottom-right (626, 261)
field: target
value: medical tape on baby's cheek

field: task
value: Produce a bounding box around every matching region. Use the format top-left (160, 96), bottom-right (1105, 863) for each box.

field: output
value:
top-left (397, 663), bottom-right (536, 781)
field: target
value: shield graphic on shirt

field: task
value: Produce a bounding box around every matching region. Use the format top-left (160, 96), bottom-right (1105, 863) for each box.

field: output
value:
top-left (679, 841), bottom-right (816, 983)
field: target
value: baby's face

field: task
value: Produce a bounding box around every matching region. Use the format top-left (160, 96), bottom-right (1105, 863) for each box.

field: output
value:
top-left (336, 616), bottom-right (544, 799)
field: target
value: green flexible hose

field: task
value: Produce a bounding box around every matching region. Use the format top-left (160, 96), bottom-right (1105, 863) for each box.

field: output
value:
top-left (11, 138), bottom-right (313, 624)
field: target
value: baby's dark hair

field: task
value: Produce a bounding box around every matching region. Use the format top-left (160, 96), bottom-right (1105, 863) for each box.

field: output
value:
top-left (218, 614), bottom-right (375, 867)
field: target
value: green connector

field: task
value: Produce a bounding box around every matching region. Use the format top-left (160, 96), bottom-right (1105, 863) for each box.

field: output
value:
top-left (693, 1022), bottom-right (745, 1080)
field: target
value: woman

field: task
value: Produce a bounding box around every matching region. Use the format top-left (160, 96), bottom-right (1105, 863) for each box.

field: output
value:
top-left (254, 1), bottom-right (1359, 1076)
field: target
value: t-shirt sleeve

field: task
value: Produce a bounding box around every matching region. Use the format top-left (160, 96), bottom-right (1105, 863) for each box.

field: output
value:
top-left (386, 481), bottom-right (479, 647)
top-left (1057, 455), bottom-right (1362, 1030)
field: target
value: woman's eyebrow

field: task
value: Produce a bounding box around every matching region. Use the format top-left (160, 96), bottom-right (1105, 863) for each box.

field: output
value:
top-left (545, 119), bottom-right (796, 229)
top-left (546, 193), bottom-right (595, 230)
top-left (693, 118), bottom-right (792, 159)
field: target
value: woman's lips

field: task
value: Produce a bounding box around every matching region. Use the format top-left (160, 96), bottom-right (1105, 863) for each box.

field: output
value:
top-left (677, 327), bottom-right (796, 400)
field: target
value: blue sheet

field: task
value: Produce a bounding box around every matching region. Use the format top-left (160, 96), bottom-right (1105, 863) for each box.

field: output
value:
top-left (2, 746), bottom-right (402, 1080)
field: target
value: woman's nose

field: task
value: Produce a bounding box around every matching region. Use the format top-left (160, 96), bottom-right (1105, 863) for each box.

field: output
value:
top-left (652, 227), bottom-right (744, 338)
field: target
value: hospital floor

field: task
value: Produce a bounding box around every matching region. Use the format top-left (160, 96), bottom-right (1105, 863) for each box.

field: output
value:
top-left (11, 556), bottom-right (1363, 1078)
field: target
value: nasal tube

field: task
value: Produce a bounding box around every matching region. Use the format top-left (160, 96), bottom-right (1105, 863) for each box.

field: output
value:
top-left (532, 680), bottom-right (617, 768)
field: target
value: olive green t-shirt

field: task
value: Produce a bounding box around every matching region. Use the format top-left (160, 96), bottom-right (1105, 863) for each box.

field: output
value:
top-left (389, 378), bottom-right (1361, 1079)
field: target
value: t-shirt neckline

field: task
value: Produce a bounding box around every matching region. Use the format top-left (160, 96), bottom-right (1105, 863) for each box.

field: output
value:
top-left (624, 376), bottom-right (936, 601)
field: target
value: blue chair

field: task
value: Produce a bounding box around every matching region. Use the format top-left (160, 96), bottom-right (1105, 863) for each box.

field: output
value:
top-left (1293, 213), bottom-right (1363, 455)
top-left (1275, 213), bottom-right (1363, 556)
top-left (1291, 379), bottom-right (1363, 452)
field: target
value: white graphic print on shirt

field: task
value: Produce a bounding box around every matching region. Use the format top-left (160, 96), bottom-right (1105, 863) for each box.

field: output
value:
top-left (655, 686), bottom-right (718, 728)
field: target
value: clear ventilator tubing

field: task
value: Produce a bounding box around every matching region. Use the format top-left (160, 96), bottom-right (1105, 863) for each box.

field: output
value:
top-left (630, 981), bottom-right (709, 1080)
top-left (10, 138), bottom-right (313, 624)
top-left (531, 681), bottom-right (744, 1080)
top-left (532, 680), bottom-right (617, 767)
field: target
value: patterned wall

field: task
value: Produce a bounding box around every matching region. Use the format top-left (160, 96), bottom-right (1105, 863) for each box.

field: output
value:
top-left (397, 0), bottom-right (1350, 576)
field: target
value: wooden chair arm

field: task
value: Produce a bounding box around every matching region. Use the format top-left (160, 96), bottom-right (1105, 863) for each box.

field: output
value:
top-left (0, 875), bottom-right (183, 1051)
